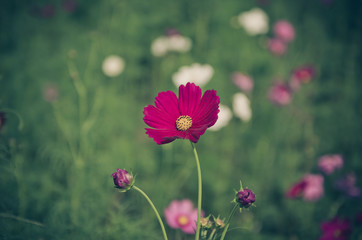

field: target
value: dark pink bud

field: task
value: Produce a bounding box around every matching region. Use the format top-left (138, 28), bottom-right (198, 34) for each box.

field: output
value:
top-left (112, 169), bottom-right (134, 191)
top-left (236, 188), bottom-right (255, 208)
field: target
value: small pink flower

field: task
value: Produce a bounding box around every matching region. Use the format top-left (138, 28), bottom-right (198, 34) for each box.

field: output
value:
top-left (164, 199), bottom-right (204, 234)
top-left (286, 174), bottom-right (324, 202)
top-left (231, 72), bottom-right (254, 93)
top-left (335, 173), bottom-right (361, 197)
top-left (268, 82), bottom-right (292, 106)
top-left (143, 83), bottom-right (220, 144)
top-left (267, 38), bottom-right (288, 56)
top-left (318, 154), bottom-right (343, 175)
top-left (273, 20), bottom-right (295, 43)
top-left (291, 65), bottom-right (316, 84)
top-left (320, 217), bottom-right (351, 240)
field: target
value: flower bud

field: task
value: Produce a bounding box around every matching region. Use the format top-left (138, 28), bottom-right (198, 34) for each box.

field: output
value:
top-left (236, 188), bottom-right (255, 208)
top-left (111, 169), bottom-right (134, 192)
top-left (200, 216), bottom-right (213, 229)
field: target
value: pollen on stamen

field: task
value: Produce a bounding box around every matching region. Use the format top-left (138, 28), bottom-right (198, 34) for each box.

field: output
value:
top-left (176, 115), bottom-right (192, 131)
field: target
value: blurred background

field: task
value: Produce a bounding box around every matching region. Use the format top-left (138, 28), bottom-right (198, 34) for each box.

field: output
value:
top-left (1, 0), bottom-right (361, 239)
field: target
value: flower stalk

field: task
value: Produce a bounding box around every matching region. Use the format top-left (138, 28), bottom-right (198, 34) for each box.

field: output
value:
top-left (191, 142), bottom-right (202, 240)
top-left (133, 186), bottom-right (168, 240)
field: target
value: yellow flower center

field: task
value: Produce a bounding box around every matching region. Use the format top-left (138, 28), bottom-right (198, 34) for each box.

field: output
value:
top-left (177, 215), bottom-right (190, 226)
top-left (176, 115), bottom-right (192, 131)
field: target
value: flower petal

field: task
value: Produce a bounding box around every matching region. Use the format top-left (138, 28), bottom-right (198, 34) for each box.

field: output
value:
top-left (192, 89), bottom-right (220, 128)
top-left (154, 90), bottom-right (180, 120)
top-left (145, 128), bottom-right (183, 145)
top-left (178, 83), bottom-right (202, 116)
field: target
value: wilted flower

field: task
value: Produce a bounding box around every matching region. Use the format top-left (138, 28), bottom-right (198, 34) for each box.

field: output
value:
top-left (335, 173), bottom-right (361, 197)
top-left (111, 169), bottom-right (134, 191)
top-left (236, 188), bottom-right (256, 208)
top-left (0, 112), bottom-right (6, 131)
top-left (102, 55), bottom-right (125, 77)
top-left (150, 32), bottom-right (192, 57)
top-left (286, 174), bottom-right (324, 202)
top-left (320, 217), bottom-right (351, 240)
top-left (318, 154), bottom-right (343, 175)
top-left (233, 93), bottom-right (252, 122)
top-left (237, 8), bottom-right (269, 35)
top-left (231, 72), bottom-right (254, 93)
top-left (268, 82), bottom-right (292, 106)
top-left (273, 20), bottom-right (295, 43)
top-left (42, 83), bottom-right (59, 102)
top-left (267, 38), bottom-right (288, 56)
top-left (164, 199), bottom-right (204, 234)
top-left (143, 82), bottom-right (220, 144)
top-left (172, 63), bottom-right (214, 87)
top-left (209, 104), bottom-right (232, 131)
top-left (200, 216), bottom-right (213, 229)
top-left (214, 217), bottom-right (225, 228)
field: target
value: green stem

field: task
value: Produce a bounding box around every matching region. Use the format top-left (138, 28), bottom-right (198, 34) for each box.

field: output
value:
top-left (208, 229), bottom-right (216, 240)
top-left (191, 142), bottom-right (202, 240)
top-left (133, 186), bottom-right (168, 240)
top-left (220, 204), bottom-right (239, 240)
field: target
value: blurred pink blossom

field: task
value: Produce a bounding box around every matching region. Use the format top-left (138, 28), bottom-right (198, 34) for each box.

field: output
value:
top-left (273, 20), bottom-right (295, 43)
top-left (286, 174), bottom-right (324, 202)
top-left (320, 217), bottom-right (351, 240)
top-left (335, 173), bottom-right (361, 197)
top-left (43, 84), bottom-right (59, 102)
top-left (289, 65), bottom-right (316, 91)
top-left (231, 72), bottom-right (254, 93)
top-left (267, 38), bottom-right (288, 56)
top-left (62, 0), bottom-right (77, 13)
top-left (268, 82), bottom-right (292, 106)
top-left (318, 154), bottom-right (343, 175)
top-left (164, 199), bottom-right (204, 234)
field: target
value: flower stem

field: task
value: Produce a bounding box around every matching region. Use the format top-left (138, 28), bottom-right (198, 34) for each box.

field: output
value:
top-left (133, 185), bottom-right (168, 240)
top-left (220, 204), bottom-right (239, 240)
top-left (191, 142), bottom-right (202, 240)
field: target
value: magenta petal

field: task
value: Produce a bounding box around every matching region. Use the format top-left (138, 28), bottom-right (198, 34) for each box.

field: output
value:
top-left (192, 89), bottom-right (220, 127)
top-left (178, 83), bottom-right (202, 116)
top-left (145, 128), bottom-right (182, 144)
top-left (143, 105), bottom-right (175, 129)
top-left (154, 90), bottom-right (180, 120)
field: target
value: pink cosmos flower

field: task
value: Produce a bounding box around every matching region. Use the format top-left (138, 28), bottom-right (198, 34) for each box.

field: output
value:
top-left (267, 38), bottom-right (288, 56)
top-left (164, 199), bottom-right (204, 234)
top-left (273, 20), bottom-right (295, 43)
top-left (320, 217), bottom-right (351, 240)
top-left (290, 65), bottom-right (316, 84)
top-left (231, 72), bottom-right (254, 93)
top-left (268, 82), bottom-right (292, 106)
top-left (318, 154), bottom-right (343, 175)
top-left (286, 174), bottom-right (324, 202)
top-left (143, 82), bottom-right (220, 144)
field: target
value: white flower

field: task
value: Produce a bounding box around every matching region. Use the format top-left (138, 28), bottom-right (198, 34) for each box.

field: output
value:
top-left (151, 36), bottom-right (169, 57)
top-left (151, 35), bottom-right (192, 57)
top-left (172, 63), bottom-right (214, 87)
top-left (237, 8), bottom-right (269, 35)
top-left (102, 55), bottom-right (125, 77)
top-left (209, 104), bottom-right (232, 131)
top-left (233, 93), bottom-right (252, 122)
top-left (167, 35), bottom-right (192, 52)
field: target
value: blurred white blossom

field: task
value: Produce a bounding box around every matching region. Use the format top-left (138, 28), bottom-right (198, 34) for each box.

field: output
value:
top-left (102, 55), bottom-right (125, 77)
top-left (209, 104), bottom-right (232, 131)
top-left (233, 93), bottom-right (252, 122)
top-left (151, 35), bottom-right (192, 57)
top-left (172, 63), bottom-right (214, 87)
top-left (237, 8), bottom-right (269, 35)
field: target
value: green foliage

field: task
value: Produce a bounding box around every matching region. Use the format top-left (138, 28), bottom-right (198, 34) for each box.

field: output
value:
top-left (1, 0), bottom-right (361, 239)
